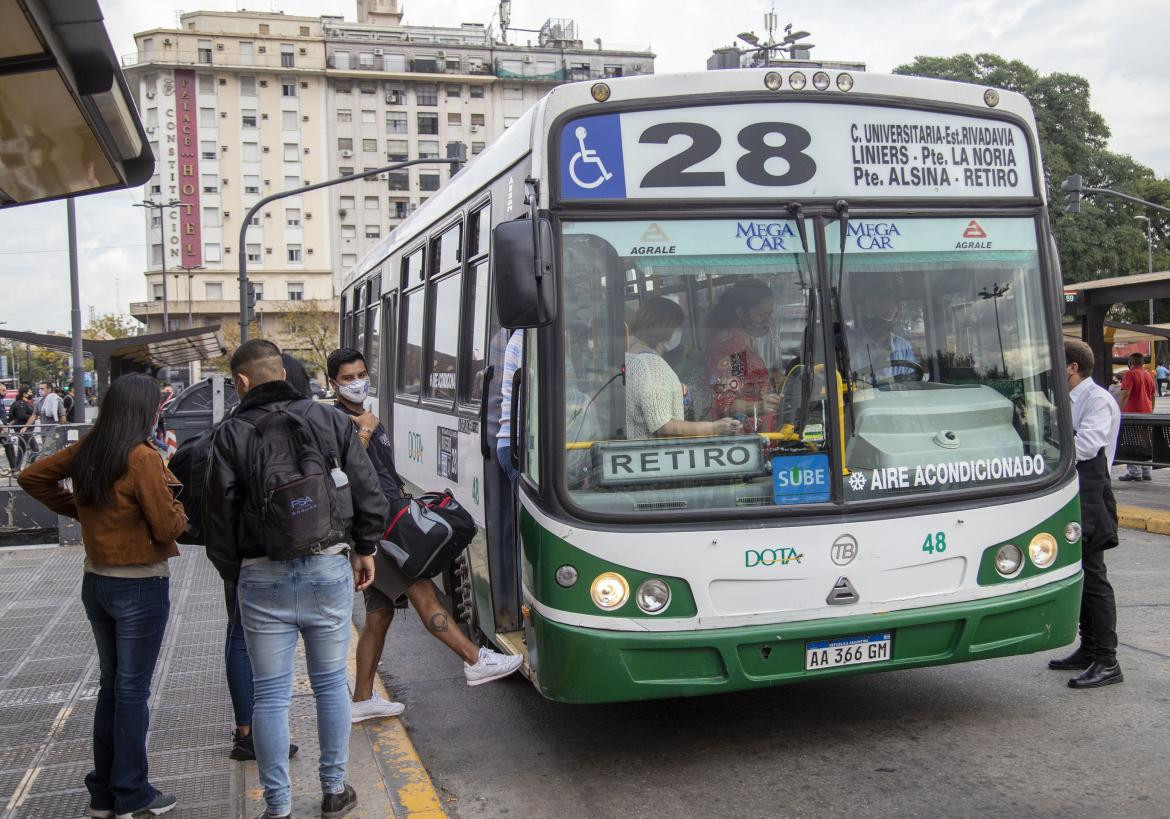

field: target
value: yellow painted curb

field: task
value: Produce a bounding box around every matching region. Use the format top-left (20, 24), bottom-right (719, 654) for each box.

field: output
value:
top-left (348, 622), bottom-right (447, 818)
top-left (1116, 504), bottom-right (1170, 534)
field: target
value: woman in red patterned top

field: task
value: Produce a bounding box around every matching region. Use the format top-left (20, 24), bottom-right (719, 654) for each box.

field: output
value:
top-left (704, 280), bottom-right (782, 433)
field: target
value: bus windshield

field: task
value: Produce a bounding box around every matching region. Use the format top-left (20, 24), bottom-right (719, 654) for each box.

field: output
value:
top-left (559, 216), bottom-right (1060, 514)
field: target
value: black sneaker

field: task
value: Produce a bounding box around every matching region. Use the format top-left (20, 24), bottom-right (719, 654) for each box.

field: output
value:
top-left (321, 784), bottom-right (357, 818)
top-left (230, 729), bottom-right (299, 761)
top-left (115, 792), bottom-right (176, 818)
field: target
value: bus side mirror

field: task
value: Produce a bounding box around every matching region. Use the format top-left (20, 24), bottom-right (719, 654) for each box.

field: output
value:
top-left (492, 217), bottom-right (557, 329)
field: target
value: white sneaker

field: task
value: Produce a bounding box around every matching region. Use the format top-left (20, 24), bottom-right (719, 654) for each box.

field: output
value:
top-left (464, 647), bottom-right (524, 686)
top-left (350, 692), bottom-right (405, 723)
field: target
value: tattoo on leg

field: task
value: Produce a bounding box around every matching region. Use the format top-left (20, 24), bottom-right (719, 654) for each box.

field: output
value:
top-left (427, 612), bottom-right (450, 633)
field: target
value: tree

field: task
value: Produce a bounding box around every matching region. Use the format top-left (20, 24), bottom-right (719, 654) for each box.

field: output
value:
top-left (84, 313), bottom-right (140, 340)
top-left (894, 53), bottom-right (1166, 294)
top-left (283, 299), bottom-right (337, 377)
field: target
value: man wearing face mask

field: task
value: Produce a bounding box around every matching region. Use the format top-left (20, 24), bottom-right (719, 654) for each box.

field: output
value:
top-left (850, 276), bottom-right (917, 386)
top-left (327, 348), bottom-right (522, 724)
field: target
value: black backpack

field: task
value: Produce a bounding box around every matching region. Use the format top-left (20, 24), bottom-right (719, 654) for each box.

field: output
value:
top-left (380, 490), bottom-right (475, 579)
top-left (239, 402), bottom-right (348, 561)
top-left (168, 427), bottom-right (215, 545)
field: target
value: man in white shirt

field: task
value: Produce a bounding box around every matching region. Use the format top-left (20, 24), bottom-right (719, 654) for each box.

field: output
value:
top-left (1049, 340), bottom-right (1122, 688)
top-left (34, 382), bottom-right (63, 426)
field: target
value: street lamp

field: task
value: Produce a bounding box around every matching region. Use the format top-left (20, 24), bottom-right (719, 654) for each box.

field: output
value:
top-left (133, 199), bottom-right (183, 333)
top-left (1135, 215), bottom-right (1155, 325)
top-left (979, 282), bottom-right (1011, 375)
top-left (176, 264), bottom-right (204, 328)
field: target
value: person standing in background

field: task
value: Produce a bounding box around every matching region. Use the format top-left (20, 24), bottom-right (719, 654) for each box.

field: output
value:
top-left (1118, 353), bottom-right (1156, 481)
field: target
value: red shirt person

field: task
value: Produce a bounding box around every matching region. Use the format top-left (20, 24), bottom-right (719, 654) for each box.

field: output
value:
top-left (1118, 352), bottom-right (1156, 481)
top-left (704, 280), bottom-right (782, 434)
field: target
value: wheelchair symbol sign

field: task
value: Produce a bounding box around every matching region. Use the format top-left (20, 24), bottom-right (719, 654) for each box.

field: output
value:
top-left (568, 127), bottom-right (613, 189)
top-left (560, 114), bottom-right (626, 199)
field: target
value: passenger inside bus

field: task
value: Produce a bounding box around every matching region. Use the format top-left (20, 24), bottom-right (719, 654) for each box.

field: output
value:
top-left (625, 297), bottom-right (741, 440)
top-left (704, 280), bottom-right (783, 433)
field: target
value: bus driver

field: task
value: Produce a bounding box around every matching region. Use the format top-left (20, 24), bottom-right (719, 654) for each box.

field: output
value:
top-left (849, 273), bottom-right (919, 385)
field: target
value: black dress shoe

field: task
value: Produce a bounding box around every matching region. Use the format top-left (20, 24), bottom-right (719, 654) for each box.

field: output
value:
top-left (1068, 660), bottom-right (1123, 689)
top-left (1117, 475), bottom-right (1141, 481)
top-left (1048, 648), bottom-right (1093, 670)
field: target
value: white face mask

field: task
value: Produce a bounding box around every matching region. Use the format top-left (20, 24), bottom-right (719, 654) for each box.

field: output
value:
top-left (666, 328), bottom-right (683, 351)
top-left (338, 379), bottom-right (370, 402)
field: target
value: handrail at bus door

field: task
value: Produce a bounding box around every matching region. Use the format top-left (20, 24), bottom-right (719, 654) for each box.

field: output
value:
top-left (509, 368), bottom-right (523, 472)
top-left (479, 365), bottom-right (495, 458)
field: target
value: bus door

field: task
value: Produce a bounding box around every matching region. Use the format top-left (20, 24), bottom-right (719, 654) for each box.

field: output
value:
top-left (380, 290), bottom-right (397, 439)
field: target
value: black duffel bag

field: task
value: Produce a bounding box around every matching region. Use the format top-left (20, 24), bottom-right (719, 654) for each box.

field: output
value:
top-left (379, 489), bottom-right (476, 579)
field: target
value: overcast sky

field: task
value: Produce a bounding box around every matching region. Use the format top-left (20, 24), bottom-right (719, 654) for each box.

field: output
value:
top-left (2, 0), bottom-right (1166, 333)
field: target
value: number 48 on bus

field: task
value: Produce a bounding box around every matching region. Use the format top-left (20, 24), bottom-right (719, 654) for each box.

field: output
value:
top-left (922, 531), bottom-right (948, 555)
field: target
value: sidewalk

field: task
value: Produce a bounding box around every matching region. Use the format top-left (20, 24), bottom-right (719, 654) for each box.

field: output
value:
top-left (0, 545), bottom-right (443, 819)
top-left (1111, 463), bottom-right (1170, 535)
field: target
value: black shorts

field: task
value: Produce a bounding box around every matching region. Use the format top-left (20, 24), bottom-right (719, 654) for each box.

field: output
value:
top-left (362, 547), bottom-right (412, 613)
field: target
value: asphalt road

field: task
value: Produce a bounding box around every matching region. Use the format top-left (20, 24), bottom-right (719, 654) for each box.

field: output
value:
top-left (365, 529), bottom-right (1170, 819)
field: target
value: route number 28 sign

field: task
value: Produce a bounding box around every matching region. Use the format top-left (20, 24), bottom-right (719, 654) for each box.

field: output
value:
top-left (557, 103), bottom-right (1034, 202)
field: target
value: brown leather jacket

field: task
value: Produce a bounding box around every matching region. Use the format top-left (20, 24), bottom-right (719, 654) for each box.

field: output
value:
top-left (19, 442), bottom-right (187, 565)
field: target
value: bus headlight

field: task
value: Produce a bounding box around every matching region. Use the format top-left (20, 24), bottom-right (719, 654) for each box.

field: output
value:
top-left (590, 572), bottom-right (629, 610)
top-left (812, 71), bottom-right (831, 91)
top-left (984, 88), bottom-right (1000, 107)
top-left (788, 71), bottom-right (807, 90)
top-left (1029, 533), bottom-right (1059, 569)
top-left (591, 82), bottom-right (611, 102)
top-left (1063, 522), bottom-right (1082, 543)
top-left (555, 565), bottom-right (579, 588)
top-left (836, 72), bottom-right (854, 92)
top-left (995, 544), bottom-right (1024, 577)
top-left (636, 579), bottom-right (671, 614)
top-left (764, 71), bottom-right (783, 90)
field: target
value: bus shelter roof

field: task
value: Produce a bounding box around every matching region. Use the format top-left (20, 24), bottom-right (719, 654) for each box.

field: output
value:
top-left (1064, 271), bottom-right (1170, 305)
top-left (0, 0), bottom-right (154, 208)
top-left (0, 326), bottom-right (226, 368)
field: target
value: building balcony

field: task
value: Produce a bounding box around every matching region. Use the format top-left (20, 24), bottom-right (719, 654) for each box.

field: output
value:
top-left (122, 50), bottom-right (321, 73)
top-left (130, 298), bottom-right (337, 320)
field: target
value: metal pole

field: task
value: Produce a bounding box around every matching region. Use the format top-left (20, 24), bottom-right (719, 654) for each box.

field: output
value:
top-left (160, 204), bottom-right (170, 334)
top-left (1148, 219), bottom-right (1155, 325)
top-left (237, 157), bottom-right (465, 343)
top-left (67, 199), bottom-right (85, 423)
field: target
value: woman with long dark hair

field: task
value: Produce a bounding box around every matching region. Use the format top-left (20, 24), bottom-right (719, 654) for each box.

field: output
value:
top-left (19, 372), bottom-right (186, 818)
top-left (10, 386), bottom-right (37, 461)
top-left (705, 279), bottom-right (783, 433)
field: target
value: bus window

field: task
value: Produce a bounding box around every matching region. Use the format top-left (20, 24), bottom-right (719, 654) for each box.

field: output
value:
top-left (467, 203), bottom-right (491, 260)
top-left (339, 291), bottom-right (348, 348)
top-left (427, 272), bottom-right (461, 403)
top-left (398, 286), bottom-right (424, 397)
top-left (433, 222), bottom-right (462, 273)
top-left (560, 219), bottom-right (825, 513)
top-left (403, 246), bottom-right (424, 288)
top-left (354, 285), bottom-right (367, 364)
top-left (366, 301), bottom-right (381, 395)
top-left (461, 259), bottom-right (490, 404)
top-left (832, 217), bottom-right (1060, 502)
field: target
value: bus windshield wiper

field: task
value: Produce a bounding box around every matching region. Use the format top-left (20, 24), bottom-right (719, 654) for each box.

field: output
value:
top-left (788, 202), bottom-right (817, 438)
top-left (833, 199), bottom-right (857, 432)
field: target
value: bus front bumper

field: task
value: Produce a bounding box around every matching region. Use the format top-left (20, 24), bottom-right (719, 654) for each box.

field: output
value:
top-left (528, 573), bottom-right (1082, 703)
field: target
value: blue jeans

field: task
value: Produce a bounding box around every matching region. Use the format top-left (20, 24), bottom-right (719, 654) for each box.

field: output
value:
top-left (223, 581), bottom-right (253, 727)
top-left (81, 573), bottom-right (170, 815)
top-left (497, 441), bottom-right (519, 483)
top-left (239, 555), bottom-right (353, 815)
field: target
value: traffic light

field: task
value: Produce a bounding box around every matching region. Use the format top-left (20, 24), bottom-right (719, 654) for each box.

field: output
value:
top-left (245, 280), bottom-right (256, 324)
top-left (1061, 174), bottom-right (1082, 213)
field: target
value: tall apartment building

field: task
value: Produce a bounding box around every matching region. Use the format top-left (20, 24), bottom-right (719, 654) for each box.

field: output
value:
top-left (123, 2), bottom-right (654, 369)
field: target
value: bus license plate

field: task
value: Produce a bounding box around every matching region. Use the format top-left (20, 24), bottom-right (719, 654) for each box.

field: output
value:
top-left (805, 633), bottom-right (891, 670)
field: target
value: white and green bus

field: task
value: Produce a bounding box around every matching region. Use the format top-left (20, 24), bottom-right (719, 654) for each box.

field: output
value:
top-left (338, 67), bottom-right (1080, 703)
